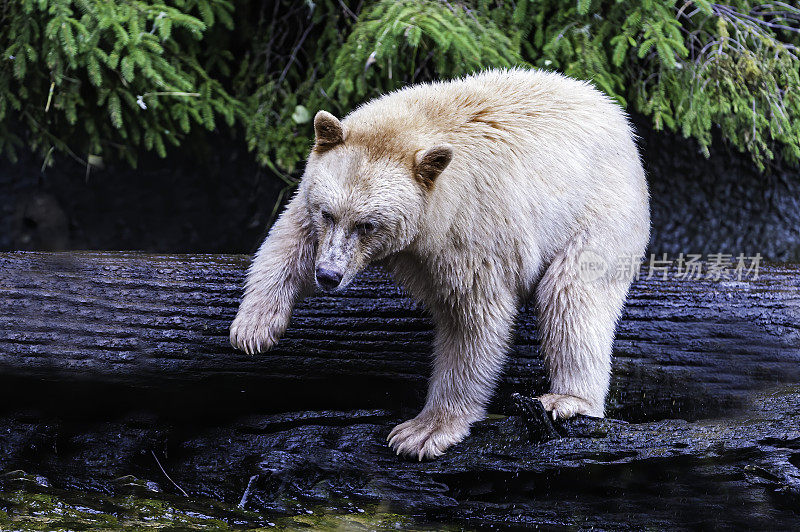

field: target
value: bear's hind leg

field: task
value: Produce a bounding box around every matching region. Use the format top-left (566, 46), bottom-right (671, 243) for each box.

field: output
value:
top-left (535, 233), bottom-right (634, 420)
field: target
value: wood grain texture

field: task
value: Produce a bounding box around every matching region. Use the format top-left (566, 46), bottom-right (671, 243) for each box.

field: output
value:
top-left (0, 252), bottom-right (798, 420)
top-left (2, 387), bottom-right (799, 528)
top-left (1, 252), bottom-right (799, 528)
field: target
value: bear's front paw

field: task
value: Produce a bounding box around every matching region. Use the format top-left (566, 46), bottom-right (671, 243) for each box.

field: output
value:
top-left (229, 302), bottom-right (290, 355)
top-left (387, 412), bottom-right (471, 461)
top-left (537, 393), bottom-right (603, 420)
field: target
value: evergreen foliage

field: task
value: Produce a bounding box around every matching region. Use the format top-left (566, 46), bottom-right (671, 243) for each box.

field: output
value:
top-left (522, 0), bottom-right (800, 169)
top-left (0, 0), bottom-right (246, 167)
top-left (1, 1), bottom-right (798, 174)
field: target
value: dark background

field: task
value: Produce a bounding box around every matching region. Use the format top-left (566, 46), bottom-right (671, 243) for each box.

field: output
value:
top-left (2, 115), bottom-right (799, 260)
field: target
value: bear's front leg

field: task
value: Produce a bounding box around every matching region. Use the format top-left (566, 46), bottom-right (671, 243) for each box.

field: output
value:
top-left (388, 293), bottom-right (516, 460)
top-left (230, 192), bottom-right (315, 354)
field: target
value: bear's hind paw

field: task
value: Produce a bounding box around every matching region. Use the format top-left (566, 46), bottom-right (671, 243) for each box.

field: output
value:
top-left (537, 393), bottom-right (603, 421)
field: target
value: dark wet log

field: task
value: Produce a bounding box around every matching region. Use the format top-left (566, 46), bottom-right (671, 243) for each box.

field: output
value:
top-left (0, 252), bottom-right (799, 420)
top-left (1, 387), bottom-right (799, 528)
top-left (1, 252), bottom-right (799, 528)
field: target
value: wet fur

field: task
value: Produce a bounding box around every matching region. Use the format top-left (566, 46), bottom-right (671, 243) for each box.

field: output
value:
top-left (230, 68), bottom-right (650, 460)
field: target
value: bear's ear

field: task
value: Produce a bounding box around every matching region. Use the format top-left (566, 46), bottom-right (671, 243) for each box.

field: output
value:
top-left (414, 144), bottom-right (453, 189)
top-left (313, 111), bottom-right (345, 152)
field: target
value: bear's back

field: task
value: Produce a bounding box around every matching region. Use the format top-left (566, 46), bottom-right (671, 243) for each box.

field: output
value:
top-left (342, 70), bottom-right (649, 294)
top-left (344, 69), bottom-right (631, 151)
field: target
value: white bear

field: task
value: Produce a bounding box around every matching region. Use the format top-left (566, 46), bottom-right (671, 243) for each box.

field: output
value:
top-left (230, 68), bottom-right (650, 460)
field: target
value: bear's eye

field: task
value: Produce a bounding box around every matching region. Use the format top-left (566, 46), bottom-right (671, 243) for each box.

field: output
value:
top-left (320, 210), bottom-right (335, 224)
top-left (354, 221), bottom-right (376, 236)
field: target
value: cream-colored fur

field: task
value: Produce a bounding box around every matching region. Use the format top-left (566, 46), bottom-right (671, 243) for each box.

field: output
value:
top-left (230, 68), bottom-right (650, 460)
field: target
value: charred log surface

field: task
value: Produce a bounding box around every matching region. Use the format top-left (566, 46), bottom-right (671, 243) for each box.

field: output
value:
top-left (1, 252), bottom-right (799, 527)
top-left (1, 388), bottom-right (799, 529)
top-left (0, 252), bottom-right (799, 421)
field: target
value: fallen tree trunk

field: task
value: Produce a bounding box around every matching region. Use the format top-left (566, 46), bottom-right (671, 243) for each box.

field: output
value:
top-left (1, 387), bottom-right (798, 529)
top-left (0, 252), bottom-right (798, 421)
top-left (1, 252), bottom-right (799, 528)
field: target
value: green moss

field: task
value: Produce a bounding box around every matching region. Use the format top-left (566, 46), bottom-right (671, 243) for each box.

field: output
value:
top-left (0, 484), bottom-right (454, 531)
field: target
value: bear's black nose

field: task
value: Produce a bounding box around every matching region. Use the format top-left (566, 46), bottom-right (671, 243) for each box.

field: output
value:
top-left (316, 266), bottom-right (343, 291)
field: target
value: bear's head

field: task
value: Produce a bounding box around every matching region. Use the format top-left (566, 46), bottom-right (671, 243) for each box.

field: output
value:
top-left (303, 110), bottom-right (452, 292)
